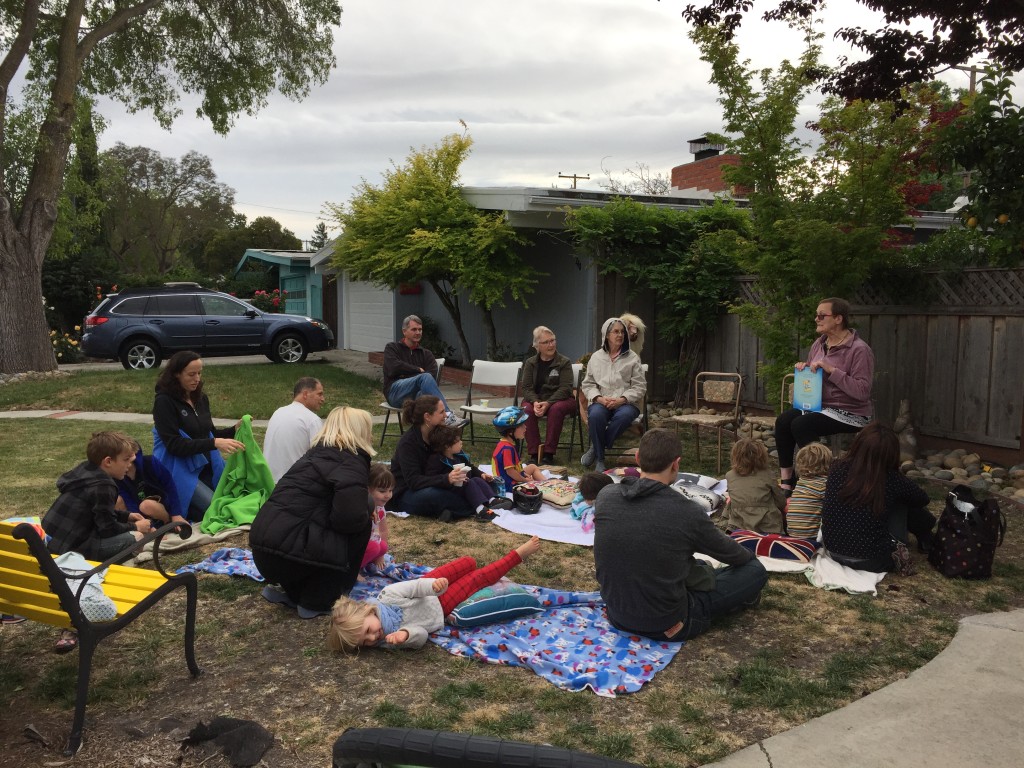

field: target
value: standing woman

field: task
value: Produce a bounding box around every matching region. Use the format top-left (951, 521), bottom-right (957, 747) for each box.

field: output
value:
top-left (152, 351), bottom-right (244, 521)
top-left (389, 395), bottom-right (474, 520)
top-left (775, 297), bottom-right (874, 493)
top-left (521, 326), bottom-right (575, 465)
top-left (820, 423), bottom-right (935, 572)
top-left (251, 407), bottom-right (377, 618)
top-left (580, 317), bottom-right (646, 473)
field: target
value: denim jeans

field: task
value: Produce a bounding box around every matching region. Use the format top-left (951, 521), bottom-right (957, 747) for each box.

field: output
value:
top-left (669, 558), bottom-right (768, 641)
top-left (188, 480), bottom-right (214, 522)
top-left (395, 487), bottom-right (473, 519)
top-left (90, 531), bottom-right (140, 563)
top-left (587, 402), bottom-right (640, 460)
top-left (387, 373), bottom-right (450, 411)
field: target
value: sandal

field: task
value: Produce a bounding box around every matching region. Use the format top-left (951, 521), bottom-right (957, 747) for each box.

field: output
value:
top-left (54, 629), bottom-right (78, 654)
top-left (476, 509), bottom-right (498, 522)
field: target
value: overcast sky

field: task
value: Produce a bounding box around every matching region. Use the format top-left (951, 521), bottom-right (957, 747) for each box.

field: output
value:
top-left (94, 0), bottom-right (979, 244)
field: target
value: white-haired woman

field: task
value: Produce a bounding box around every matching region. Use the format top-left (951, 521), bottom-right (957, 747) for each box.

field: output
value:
top-left (251, 407), bottom-right (376, 619)
top-left (521, 326), bottom-right (575, 464)
top-left (580, 318), bottom-right (647, 472)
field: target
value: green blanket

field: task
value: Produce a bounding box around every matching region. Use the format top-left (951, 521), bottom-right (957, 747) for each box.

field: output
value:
top-left (202, 415), bottom-right (275, 534)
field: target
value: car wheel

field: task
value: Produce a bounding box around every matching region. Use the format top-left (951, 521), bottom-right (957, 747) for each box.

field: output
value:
top-left (119, 338), bottom-right (162, 370)
top-left (272, 333), bottom-right (307, 364)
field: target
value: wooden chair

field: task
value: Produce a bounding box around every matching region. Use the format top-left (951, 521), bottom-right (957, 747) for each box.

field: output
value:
top-left (741, 372), bottom-right (795, 437)
top-left (671, 372), bottom-right (743, 475)
top-left (378, 358), bottom-right (445, 448)
top-left (459, 360), bottom-right (523, 444)
top-left (0, 520), bottom-right (201, 755)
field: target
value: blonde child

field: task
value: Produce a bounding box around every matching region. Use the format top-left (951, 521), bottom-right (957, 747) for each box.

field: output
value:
top-left (720, 438), bottom-right (786, 533)
top-left (570, 471), bottom-right (614, 533)
top-left (785, 443), bottom-right (834, 540)
top-left (328, 536), bottom-right (542, 652)
top-left (425, 425), bottom-right (503, 521)
top-left (490, 407), bottom-right (546, 493)
top-left (362, 464), bottom-right (393, 569)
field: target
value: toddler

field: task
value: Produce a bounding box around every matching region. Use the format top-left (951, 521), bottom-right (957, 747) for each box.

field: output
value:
top-left (785, 443), bottom-right (833, 540)
top-left (570, 471), bottom-right (614, 533)
top-left (362, 464), bottom-right (393, 569)
top-left (328, 536), bottom-right (542, 652)
top-left (490, 407), bottom-right (546, 493)
top-left (720, 438), bottom-right (786, 533)
top-left (425, 425), bottom-right (502, 521)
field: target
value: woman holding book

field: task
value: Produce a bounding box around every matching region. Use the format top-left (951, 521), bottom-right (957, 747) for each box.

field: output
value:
top-left (775, 297), bottom-right (874, 495)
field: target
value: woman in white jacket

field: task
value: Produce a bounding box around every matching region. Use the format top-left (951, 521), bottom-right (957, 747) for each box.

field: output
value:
top-left (580, 318), bottom-right (647, 472)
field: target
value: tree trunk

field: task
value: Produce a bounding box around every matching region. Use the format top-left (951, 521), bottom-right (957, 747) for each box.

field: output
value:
top-left (673, 332), bottom-right (705, 407)
top-left (481, 308), bottom-right (498, 360)
top-left (427, 280), bottom-right (472, 366)
top-left (0, 230), bottom-right (57, 374)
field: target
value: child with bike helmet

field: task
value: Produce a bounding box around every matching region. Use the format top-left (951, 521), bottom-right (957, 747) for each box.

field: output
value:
top-left (490, 406), bottom-right (547, 493)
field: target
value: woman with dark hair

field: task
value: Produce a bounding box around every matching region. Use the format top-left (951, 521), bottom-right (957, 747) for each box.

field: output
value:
top-left (388, 395), bottom-right (474, 521)
top-left (820, 422), bottom-right (935, 573)
top-left (775, 297), bottom-right (875, 493)
top-left (152, 351), bottom-right (244, 520)
top-left (579, 317), bottom-right (646, 473)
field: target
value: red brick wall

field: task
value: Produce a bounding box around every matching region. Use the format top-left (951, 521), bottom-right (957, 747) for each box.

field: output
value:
top-left (671, 154), bottom-right (750, 196)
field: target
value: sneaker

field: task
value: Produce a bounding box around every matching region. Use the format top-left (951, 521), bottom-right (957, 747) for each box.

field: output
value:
top-left (476, 509), bottom-right (498, 522)
top-left (594, 460), bottom-right (606, 473)
top-left (438, 508), bottom-right (454, 523)
top-left (297, 605), bottom-right (331, 619)
top-left (261, 585), bottom-right (297, 609)
top-left (489, 496), bottom-right (515, 510)
top-left (2, 614), bottom-right (27, 625)
top-left (444, 412), bottom-right (469, 428)
top-left (580, 448), bottom-right (595, 468)
top-left (542, 453), bottom-right (557, 464)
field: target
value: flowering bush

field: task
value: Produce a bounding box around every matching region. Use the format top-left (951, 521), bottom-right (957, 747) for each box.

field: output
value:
top-left (250, 288), bottom-right (286, 313)
top-left (51, 326), bottom-right (84, 363)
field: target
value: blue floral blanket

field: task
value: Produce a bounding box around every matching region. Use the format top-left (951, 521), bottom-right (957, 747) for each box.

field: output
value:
top-left (179, 550), bottom-right (683, 697)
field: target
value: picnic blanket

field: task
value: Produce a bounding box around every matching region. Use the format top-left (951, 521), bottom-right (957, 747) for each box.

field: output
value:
top-left (204, 415), bottom-right (275, 534)
top-left (176, 547), bottom-right (264, 581)
top-left (707, 551), bottom-right (887, 596)
top-left (352, 565), bottom-right (683, 697)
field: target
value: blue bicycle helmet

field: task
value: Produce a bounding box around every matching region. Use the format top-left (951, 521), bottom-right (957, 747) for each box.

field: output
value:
top-left (492, 406), bottom-right (528, 429)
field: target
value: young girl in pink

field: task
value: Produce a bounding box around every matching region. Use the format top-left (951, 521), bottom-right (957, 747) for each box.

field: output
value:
top-left (361, 464), bottom-right (393, 569)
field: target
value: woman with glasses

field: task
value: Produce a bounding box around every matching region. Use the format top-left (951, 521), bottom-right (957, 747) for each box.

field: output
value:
top-left (776, 297), bottom-right (874, 494)
top-left (521, 326), bottom-right (576, 464)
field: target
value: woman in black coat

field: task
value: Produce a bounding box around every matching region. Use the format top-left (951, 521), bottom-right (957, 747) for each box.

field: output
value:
top-left (251, 406), bottom-right (376, 618)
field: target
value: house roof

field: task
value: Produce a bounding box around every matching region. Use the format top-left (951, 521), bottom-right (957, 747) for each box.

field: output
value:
top-left (232, 249), bottom-right (313, 277)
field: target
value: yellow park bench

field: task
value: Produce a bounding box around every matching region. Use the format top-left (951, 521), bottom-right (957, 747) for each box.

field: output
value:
top-left (0, 520), bottom-right (201, 756)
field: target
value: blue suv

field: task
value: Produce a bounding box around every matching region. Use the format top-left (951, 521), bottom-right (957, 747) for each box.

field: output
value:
top-left (81, 284), bottom-right (335, 370)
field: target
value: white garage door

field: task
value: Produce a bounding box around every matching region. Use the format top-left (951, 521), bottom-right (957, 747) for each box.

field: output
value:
top-left (342, 275), bottom-right (394, 352)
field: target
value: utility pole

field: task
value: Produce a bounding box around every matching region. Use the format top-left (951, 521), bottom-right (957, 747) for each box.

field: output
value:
top-left (557, 172), bottom-right (590, 189)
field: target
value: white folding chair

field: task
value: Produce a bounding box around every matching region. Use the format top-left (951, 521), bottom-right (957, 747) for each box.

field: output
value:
top-left (459, 360), bottom-right (522, 444)
top-left (378, 358), bottom-right (445, 448)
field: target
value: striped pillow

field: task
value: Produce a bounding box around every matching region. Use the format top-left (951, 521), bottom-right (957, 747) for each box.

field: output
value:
top-left (730, 529), bottom-right (819, 562)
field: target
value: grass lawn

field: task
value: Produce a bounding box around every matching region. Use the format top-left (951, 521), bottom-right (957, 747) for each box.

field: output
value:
top-left (2, 414), bottom-right (1023, 767)
top-left (0, 362), bottom-right (383, 419)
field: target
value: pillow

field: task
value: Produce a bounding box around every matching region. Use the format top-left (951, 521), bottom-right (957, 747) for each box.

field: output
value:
top-left (730, 529), bottom-right (819, 563)
top-left (447, 582), bottom-right (543, 628)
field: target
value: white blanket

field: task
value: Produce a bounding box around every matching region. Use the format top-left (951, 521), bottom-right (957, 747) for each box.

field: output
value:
top-left (697, 551), bottom-right (885, 595)
top-left (491, 503), bottom-right (594, 546)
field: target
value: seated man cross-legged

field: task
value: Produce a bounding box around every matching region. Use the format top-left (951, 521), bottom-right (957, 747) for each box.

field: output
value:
top-left (594, 428), bottom-right (768, 641)
top-left (382, 314), bottom-right (466, 428)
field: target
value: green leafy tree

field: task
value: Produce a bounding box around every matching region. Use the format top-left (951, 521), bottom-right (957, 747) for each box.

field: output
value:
top-left (565, 198), bottom-right (752, 404)
top-left (310, 221), bottom-right (330, 250)
top-left (0, 0), bottom-right (340, 374)
top-left (326, 131), bottom-right (534, 364)
top-left (100, 144), bottom-right (236, 275)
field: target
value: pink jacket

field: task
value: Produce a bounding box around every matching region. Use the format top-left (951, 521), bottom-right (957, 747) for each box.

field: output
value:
top-left (806, 330), bottom-right (874, 417)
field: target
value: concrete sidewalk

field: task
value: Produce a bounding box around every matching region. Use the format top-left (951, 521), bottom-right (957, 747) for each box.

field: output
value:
top-left (703, 609), bottom-right (1024, 768)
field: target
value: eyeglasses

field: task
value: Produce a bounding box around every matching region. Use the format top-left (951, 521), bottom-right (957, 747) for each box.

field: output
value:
top-left (814, 313), bottom-right (833, 320)
top-left (539, 338), bottom-right (556, 344)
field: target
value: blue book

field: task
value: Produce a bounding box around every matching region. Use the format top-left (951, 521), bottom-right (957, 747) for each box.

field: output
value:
top-left (794, 367), bottom-right (823, 412)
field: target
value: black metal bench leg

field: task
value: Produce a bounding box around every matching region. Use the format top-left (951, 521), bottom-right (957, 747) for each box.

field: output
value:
top-left (184, 579), bottom-right (202, 677)
top-left (66, 630), bottom-right (96, 756)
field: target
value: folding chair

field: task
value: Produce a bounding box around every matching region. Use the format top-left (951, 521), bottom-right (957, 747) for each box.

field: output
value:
top-left (458, 360), bottom-right (522, 444)
top-left (535, 363), bottom-right (587, 462)
top-left (741, 372), bottom-right (794, 437)
top-left (580, 363), bottom-right (650, 464)
top-left (671, 371), bottom-right (742, 475)
top-left (378, 358), bottom-right (445, 448)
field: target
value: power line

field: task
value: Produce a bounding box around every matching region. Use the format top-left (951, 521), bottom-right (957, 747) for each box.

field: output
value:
top-left (235, 201), bottom-right (322, 216)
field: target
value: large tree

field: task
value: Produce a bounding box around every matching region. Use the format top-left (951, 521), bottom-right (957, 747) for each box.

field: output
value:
top-left (0, 0), bottom-right (340, 374)
top-left (326, 131), bottom-right (535, 364)
top-left (682, 0), bottom-right (1022, 101)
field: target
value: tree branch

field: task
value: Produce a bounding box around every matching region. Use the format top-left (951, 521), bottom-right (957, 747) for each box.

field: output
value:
top-left (77, 0), bottom-right (166, 62)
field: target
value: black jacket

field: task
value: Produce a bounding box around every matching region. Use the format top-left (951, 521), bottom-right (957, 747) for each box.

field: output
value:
top-left (382, 341), bottom-right (438, 394)
top-left (389, 427), bottom-right (452, 503)
top-left (42, 461), bottom-right (132, 556)
top-left (153, 390), bottom-right (235, 457)
top-left (249, 445), bottom-right (372, 572)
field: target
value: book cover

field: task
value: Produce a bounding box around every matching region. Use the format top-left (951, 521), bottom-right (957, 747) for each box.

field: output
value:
top-left (794, 367), bottom-right (823, 412)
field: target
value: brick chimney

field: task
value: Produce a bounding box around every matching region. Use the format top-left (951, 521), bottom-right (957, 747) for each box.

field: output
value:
top-left (670, 136), bottom-right (749, 197)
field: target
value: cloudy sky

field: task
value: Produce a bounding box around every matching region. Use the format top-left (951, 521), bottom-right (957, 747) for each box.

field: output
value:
top-left (94, 0), bottom-right (975, 243)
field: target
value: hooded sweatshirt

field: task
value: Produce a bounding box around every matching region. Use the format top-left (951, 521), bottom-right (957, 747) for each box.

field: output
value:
top-left (43, 461), bottom-right (132, 557)
top-left (581, 318), bottom-right (646, 406)
top-left (593, 476), bottom-right (752, 635)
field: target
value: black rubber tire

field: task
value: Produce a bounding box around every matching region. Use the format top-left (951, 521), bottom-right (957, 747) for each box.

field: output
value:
top-left (119, 338), bottom-right (162, 371)
top-left (271, 333), bottom-right (308, 364)
top-left (332, 728), bottom-right (644, 768)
